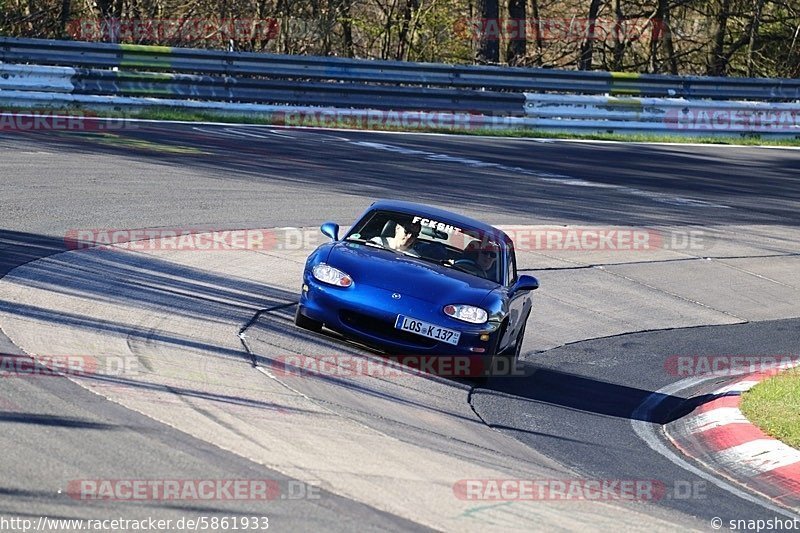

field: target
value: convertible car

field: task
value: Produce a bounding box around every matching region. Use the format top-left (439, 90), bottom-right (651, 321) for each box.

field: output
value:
top-left (295, 200), bottom-right (539, 377)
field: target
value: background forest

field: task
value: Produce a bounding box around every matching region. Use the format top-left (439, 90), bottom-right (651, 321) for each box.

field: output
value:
top-left (1, 0), bottom-right (798, 77)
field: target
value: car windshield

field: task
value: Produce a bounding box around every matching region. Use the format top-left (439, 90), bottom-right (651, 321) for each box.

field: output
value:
top-left (345, 209), bottom-right (504, 283)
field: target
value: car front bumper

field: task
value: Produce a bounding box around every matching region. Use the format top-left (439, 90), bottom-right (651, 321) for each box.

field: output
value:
top-left (298, 272), bottom-right (502, 359)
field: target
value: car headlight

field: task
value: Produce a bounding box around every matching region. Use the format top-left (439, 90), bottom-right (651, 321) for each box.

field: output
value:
top-left (312, 263), bottom-right (353, 287)
top-left (443, 304), bottom-right (488, 324)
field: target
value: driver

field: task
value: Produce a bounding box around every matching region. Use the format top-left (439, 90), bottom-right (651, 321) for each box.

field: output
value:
top-left (463, 240), bottom-right (499, 280)
top-left (373, 219), bottom-right (421, 256)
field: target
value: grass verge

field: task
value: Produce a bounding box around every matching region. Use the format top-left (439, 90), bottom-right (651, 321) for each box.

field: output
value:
top-left (740, 368), bottom-right (800, 449)
top-left (2, 105), bottom-right (800, 147)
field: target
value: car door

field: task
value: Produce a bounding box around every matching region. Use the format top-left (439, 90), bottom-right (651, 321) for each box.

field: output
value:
top-left (502, 244), bottom-right (532, 351)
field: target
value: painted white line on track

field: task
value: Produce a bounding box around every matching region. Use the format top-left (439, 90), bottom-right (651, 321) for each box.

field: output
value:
top-left (191, 127), bottom-right (250, 138)
top-left (713, 440), bottom-right (800, 477)
top-left (684, 407), bottom-right (750, 434)
top-left (631, 376), bottom-right (800, 518)
top-left (715, 380), bottom-right (760, 394)
top-left (222, 127), bottom-right (284, 139)
top-left (6, 111), bottom-right (800, 149)
top-left (4, 111), bottom-right (800, 149)
top-left (538, 137), bottom-right (800, 151)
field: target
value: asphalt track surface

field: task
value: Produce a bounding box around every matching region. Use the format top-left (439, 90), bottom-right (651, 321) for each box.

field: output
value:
top-left (2, 122), bottom-right (800, 530)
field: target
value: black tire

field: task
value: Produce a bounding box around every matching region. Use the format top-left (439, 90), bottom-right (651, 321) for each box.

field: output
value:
top-left (294, 306), bottom-right (322, 332)
top-left (504, 315), bottom-right (528, 361)
top-left (494, 312), bottom-right (529, 377)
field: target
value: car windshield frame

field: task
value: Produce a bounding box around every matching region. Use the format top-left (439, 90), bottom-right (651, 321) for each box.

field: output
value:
top-left (344, 209), bottom-right (508, 284)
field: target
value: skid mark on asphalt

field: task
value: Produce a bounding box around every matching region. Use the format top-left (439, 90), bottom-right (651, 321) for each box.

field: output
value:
top-left (190, 125), bottom-right (731, 209)
top-left (350, 141), bottom-right (730, 209)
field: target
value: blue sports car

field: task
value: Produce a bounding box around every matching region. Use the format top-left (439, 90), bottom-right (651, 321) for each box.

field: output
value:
top-left (295, 200), bottom-right (539, 377)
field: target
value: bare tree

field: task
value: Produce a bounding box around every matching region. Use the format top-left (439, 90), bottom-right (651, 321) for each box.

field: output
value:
top-left (611, 0), bottom-right (625, 70)
top-left (578, 0), bottom-right (602, 70)
top-left (59, 0), bottom-right (71, 38)
top-left (397, 0), bottom-right (419, 60)
top-left (746, 0), bottom-right (765, 76)
top-left (529, 0), bottom-right (544, 64)
top-left (708, 0), bottom-right (731, 75)
top-left (506, 0), bottom-right (525, 65)
top-left (651, 0), bottom-right (678, 73)
top-left (340, 0), bottom-right (354, 57)
top-left (478, 0), bottom-right (499, 63)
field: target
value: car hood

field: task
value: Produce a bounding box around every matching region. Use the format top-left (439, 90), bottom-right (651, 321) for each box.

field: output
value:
top-left (327, 242), bottom-right (497, 305)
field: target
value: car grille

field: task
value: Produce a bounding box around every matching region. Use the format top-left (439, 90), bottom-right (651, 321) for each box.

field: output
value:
top-left (339, 310), bottom-right (438, 349)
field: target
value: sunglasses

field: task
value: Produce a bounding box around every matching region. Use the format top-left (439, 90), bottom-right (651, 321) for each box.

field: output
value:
top-left (480, 251), bottom-right (497, 259)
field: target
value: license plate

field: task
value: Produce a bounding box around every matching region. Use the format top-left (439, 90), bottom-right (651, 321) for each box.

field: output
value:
top-left (394, 315), bottom-right (461, 346)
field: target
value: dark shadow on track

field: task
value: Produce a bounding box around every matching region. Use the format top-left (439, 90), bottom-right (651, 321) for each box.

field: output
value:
top-left (0, 228), bottom-right (312, 412)
top-left (0, 230), bottom-right (66, 277)
top-left (484, 365), bottom-right (711, 425)
top-left (0, 412), bottom-right (118, 429)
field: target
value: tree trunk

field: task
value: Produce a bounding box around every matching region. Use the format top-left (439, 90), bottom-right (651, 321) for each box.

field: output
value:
top-left (95, 0), bottom-right (114, 41)
top-left (578, 0), bottom-right (602, 70)
top-left (59, 0), bottom-right (70, 38)
top-left (651, 0), bottom-right (677, 74)
top-left (341, 0), bottom-right (354, 57)
top-left (611, 0), bottom-right (624, 70)
top-left (478, 0), bottom-right (499, 63)
top-left (530, 0), bottom-right (543, 64)
top-left (506, 0), bottom-right (525, 65)
top-left (397, 0), bottom-right (419, 60)
top-left (746, 0), bottom-right (765, 76)
top-left (277, 0), bottom-right (290, 54)
top-left (708, 0), bottom-right (731, 76)
top-left (663, 0), bottom-right (678, 74)
top-left (381, 0), bottom-right (398, 60)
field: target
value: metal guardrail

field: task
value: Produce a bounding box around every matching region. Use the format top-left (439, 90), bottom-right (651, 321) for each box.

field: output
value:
top-left (3, 37), bottom-right (800, 101)
top-left (1, 37), bottom-right (798, 136)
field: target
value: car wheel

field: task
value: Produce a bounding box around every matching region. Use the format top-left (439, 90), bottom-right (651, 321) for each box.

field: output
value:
top-left (294, 306), bottom-right (322, 332)
top-left (495, 313), bottom-right (529, 375)
top-left (504, 315), bottom-right (528, 360)
top-left (474, 314), bottom-right (529, 385)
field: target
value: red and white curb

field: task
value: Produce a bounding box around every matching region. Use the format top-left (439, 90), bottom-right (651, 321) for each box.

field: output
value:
top-left (667, 367), bottom-right (800, 509)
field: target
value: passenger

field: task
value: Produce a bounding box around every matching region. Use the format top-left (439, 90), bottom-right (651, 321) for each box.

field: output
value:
top-left (373, 220), bottom-right (421, 256)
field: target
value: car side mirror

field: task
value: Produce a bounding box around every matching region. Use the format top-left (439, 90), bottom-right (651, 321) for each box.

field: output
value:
top-left (512, 275), bottom-right (539, 293)
top-left (320, 222), bottom-right (339, 241)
